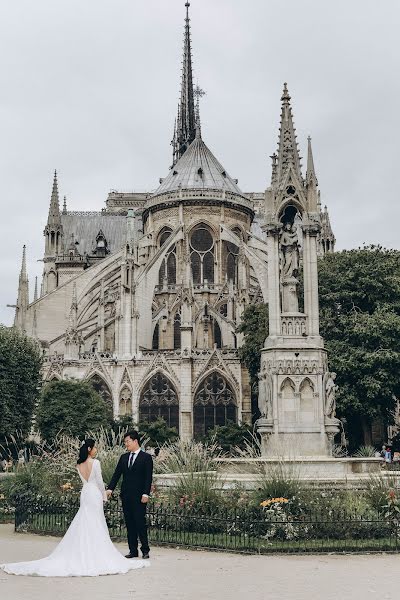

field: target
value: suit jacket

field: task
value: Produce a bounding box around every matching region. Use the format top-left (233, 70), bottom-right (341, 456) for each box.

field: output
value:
top-left (108, 450), bottom-right (153, 499)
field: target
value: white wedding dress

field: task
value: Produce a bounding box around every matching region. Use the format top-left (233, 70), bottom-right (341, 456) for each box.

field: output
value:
top-left (1, 459), bottom-right (150, 577)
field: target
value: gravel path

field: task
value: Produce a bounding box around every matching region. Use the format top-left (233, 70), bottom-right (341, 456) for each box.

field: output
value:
top-left (0, 524), bottom-right (398, 600)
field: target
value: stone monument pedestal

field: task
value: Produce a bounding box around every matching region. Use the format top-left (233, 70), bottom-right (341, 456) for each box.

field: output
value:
top-left (256, 336), bottom-right (340, 458)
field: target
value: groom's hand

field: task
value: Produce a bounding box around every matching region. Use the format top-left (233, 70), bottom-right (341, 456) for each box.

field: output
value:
top-left (141, 494), bottom-right (149, 504)
top-left (106, 489), bottom-right (113, 498)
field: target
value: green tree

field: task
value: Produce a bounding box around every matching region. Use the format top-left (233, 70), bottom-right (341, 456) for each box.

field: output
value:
top-left (237, 303), bottom-right (269, 381)
top-left (236, 303), bottom-right (269, 421)
top-left (137, 418), bottom-right (179, 447)
top-left (318, 246), bottom-right (400, 448)
top-left (0, 326), bottom-right (42, 444)
top-left (37, 380), bottom-right (112, 441)
top-left (203, 422), bottom-right (255, 454)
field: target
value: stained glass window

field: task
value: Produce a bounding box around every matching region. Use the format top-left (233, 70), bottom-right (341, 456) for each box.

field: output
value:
top-left (194, 372), bottom-right (236, 437)
top-left (139, 372), bottom-right (179, 431)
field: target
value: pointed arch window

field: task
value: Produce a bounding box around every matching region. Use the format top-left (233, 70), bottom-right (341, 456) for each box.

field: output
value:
top-left (190, 226), bottom-right (215, 284)
top-left (213, 319), bottom-right (222, 348)
top-left (158, 227), bottom-right (176, 286)
top-left (224, 227), bottom-right (241, 284)
top-left (88, 374), bottom-right (113, 411)
top-left (119, 386), bottom-right (132, 416)
top-left (139, 372), bottom-right (179, 431)
top-left (173, 312), bottom-right (181, 350)
top-left (194, 372), bottom-right (236, 437)
top-left (152, 323), bottom-right (160, 350)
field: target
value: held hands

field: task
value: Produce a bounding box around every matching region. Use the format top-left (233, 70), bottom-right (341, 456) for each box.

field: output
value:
top-left (141, 495), bottom-right (149, 504)
top-left (106, 489), bottom-right (113, 499)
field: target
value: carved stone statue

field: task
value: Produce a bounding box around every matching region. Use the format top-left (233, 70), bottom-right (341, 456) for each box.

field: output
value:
top-left (280, 222), bottom-right (299, 279)
top-left (324, 372), bottom-right (338, 420)
top-left (257, 368), bottom-right (273, 420)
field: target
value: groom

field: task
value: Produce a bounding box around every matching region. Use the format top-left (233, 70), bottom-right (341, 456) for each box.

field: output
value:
top-left (107, 430), bottom-right (153, 559)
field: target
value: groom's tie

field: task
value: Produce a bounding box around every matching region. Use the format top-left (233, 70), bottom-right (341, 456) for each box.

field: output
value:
top-left (128, 452), bottom-right (135, 469)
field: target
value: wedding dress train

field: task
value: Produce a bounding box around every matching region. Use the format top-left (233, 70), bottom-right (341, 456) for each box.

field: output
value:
top-left (1, 459), bottom-right (150, 576)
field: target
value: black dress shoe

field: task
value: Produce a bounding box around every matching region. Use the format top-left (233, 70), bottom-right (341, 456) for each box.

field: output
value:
top-left (125, 552), bottom-right (139, 558)
top-left (142, 553), bottom-right (150, 559)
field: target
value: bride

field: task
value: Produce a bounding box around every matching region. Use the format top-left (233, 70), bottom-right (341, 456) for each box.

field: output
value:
top-left (1, 438), bottom-right (150, 577)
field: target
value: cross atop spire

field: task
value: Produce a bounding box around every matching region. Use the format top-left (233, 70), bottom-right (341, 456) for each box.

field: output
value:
top-left (274, 83), bottom-right (303, 187)
top-left (171, 2), bottom-right (196, 167)
top-left (194, 83), bottom-right (206, 135)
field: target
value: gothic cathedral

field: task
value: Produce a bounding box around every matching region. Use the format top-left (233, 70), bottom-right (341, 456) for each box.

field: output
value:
top-left (13, 3), bottom-right (335, 441)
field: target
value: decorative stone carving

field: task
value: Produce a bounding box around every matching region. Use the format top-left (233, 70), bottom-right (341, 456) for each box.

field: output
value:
top-left (324, 371), bottom-right (338, 420)
top-left (281, 315), bottom-right (307, 336)
top-left (257, 366), bottom-right (273, 420)
top-left (280, 222), bottom-right (299, 279)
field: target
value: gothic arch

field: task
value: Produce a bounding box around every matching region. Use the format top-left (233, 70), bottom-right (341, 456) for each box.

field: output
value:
top-left (299, 378), bottom-right (314, 393)
top-left (47, 270), bottom-right (57, 292)
top-left (157, 226), bottom-right (173, 247)
top-left (280, 377), bottom-right (296, 394)
top-left (189, 223), bottom-right (216, 285)
top-left (186, 219), bottom-right (219, 238)
top-left (280, 377), bottom-right (296, 424)
top-left (157, 227), bottom-right (176, 285)
top-left (138, 370), bottom-right (179, 431)
top-left (47, 373), bottom-right (62, 382)
top-left (277, 199), bottom-right (304, 221)
top-left (87, 372), bottom-right (113, 408)
top-left (119, 385), bottom-right (133, 416)
top-left (193, 370), bottom-right (237, 437)
top-left (173, 311), bottom-right (181, 350)
top-left (299, 378), bottom-right (315, 424)
top-left (152, 321), bottom-right (160, 350)
top-left (193, 308), bottom-right (225, 350)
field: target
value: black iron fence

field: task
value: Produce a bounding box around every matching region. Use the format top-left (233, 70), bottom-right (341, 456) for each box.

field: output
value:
top-left (12, 496), bottom-right (400, 554)
top-left (0, 495), bottom-right (15, 524)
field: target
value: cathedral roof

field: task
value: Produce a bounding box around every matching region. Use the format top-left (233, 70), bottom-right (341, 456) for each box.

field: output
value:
top-left (60, 213), bottom-right (126, 256)
top-left (153, 128), bottom-right (245, 198)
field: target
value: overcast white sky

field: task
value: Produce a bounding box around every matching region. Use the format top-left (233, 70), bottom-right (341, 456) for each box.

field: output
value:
top-left (1, 0), bottom-right (399, 326)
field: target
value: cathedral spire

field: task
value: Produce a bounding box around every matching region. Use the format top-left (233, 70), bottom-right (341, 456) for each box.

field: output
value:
top-left (14, 245), bottom-right (29, 330)
top-left (171, 2), bottom-right (196, 166)
top-left (306, 136), bottom-right (318, 186)
top-left (47, 170), bottom-right (61, 225)
top-left (274, 83), bottom-right (303, 187)
top-left (62, 195), bottom-right (67, 215)
top-left (44, 170), bottom-right (63, 260)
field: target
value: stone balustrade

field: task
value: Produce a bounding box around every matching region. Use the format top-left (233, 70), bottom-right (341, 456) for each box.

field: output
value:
top-left (281, 314), bottom-right (307, 336)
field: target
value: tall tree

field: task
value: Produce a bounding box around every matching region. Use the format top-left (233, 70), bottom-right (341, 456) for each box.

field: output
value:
top-left (237, 302), bottom-right (269, 420)
top-left (318, 246), bottom-right (400, 448)
top-left (37, 380), bottom-right (112, 441)
top-left (0, 326), bottom-right (43, 443)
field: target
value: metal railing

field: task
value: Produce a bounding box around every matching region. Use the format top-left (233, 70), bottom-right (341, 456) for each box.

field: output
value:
top-left (13, 496), bottom-right (400, 554)
top-left (0, 496), bottom-right (15, 524)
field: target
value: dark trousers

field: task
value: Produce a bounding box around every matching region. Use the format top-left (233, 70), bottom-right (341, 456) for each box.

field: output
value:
top-left (121, 495), bottom-right (149, 554)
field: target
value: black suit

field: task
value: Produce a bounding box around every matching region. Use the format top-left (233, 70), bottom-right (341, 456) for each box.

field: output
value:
top-left (108, 450), bottom-right (153, 554)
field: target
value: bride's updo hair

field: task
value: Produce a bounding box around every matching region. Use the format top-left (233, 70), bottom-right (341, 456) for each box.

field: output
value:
top-left (77, 439), bottom-right (95, 464)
